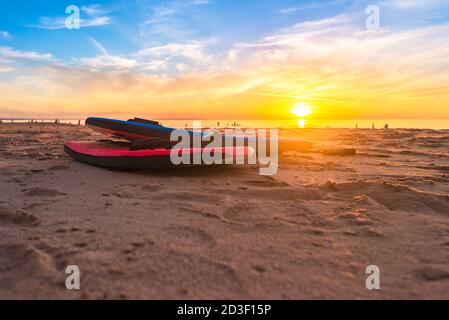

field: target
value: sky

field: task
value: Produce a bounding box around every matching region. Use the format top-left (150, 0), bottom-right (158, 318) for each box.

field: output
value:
top-left (0, 0), bottom-right (449, 122)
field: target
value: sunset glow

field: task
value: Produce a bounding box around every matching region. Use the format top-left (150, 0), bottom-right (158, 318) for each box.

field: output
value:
top-left (0, 1), bottom-right (448, 125)
top-left (291, 103), bottom-right (312, 118)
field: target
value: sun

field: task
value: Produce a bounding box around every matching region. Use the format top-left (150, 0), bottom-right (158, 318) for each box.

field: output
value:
top-left (291, 102), bottom-right (312, 118)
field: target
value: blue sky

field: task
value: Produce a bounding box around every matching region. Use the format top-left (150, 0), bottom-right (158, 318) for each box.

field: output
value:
top-left (1, 0), bottom-right (449, 120)
top-left (0, 0), bottom-right (348, 61)
top-left (2, 0), bottom-right (448, 64)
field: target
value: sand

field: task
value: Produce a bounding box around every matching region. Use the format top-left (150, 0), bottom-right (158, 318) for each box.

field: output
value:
top-left (0, 123), bottom-right (448, 299)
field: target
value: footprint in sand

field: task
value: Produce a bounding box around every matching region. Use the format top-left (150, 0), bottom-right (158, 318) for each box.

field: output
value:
top-left (337, 212), bottom-right (373, 226)
top-left (244, 177), bottom-right (289, 187)
top-left (0, 243), bottom-right (58, 286)
top-left (141, 184), bottom-right (163, 192)
top-left (416, 268), bottom-right (449, 282)
top-left (163, 226), bottom-right (216, 248)
top-left (48, 165), bottom-right (70, 171)
top-left (167, 252), bottom-right (243, 295)
top-left (199, 260), bottom-right (243, 293)
top-left (251, 265), bottom-right (267, 273)
top-left (222, 201), bottom-right (275, 225)
top-left (55, 227), bottom-right (82, 234)
top-left (179, 207), bottom-right (222, 220)
top-left (74, 242), bottom-right (88, 248)
top-left (155, 191), bottom-right (222, 203)
top-left (5, 177), bottom-right (23, 184)
top-left (0, 207), bottom-right (40, 226)
top-left (122, 241), bottom-right (149, 255)
top-left (23, 188), bottom-right (66, 197)
top-left (232, 187), bottom-right (321, 201)
top-left (111, 191), bottom-right (134, 199)
top-left (22, 202), bottom-right (47, 210)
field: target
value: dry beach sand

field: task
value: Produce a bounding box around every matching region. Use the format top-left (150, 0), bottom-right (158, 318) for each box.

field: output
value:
top-left (0, 123), bottom-right (449, 299)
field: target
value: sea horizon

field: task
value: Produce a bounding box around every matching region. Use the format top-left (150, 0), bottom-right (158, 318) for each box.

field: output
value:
top-left (1, 118), bottom-right (448, 130)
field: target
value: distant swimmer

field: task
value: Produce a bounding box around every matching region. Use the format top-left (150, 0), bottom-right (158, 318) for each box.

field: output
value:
top-left (384, 123), bottom-right (389, 129)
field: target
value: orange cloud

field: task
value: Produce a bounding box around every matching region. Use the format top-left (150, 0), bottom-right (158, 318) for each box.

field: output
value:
top-left (1, 18), bottom-right (449, 121)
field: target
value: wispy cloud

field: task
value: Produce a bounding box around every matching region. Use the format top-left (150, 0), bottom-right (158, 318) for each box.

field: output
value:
top-left (140, 0), bottom-right (211, 38)
top-left (381, 0), bottom-right (449, 9)
top-left (81, 4), bottom-right (109, 16)
top-left (30, 4), bottom-right (111, 30)
top-left (75, 37), bottom-right (214, 72)
top-left (278, 1), bottom-right (348, 14)
top-left (2, 5), bottom-right (449, 120)
top-left (135, 40), bottom-right (214, 63)
top-left (278, 7), bottom-right (301, 14)
top-left (191, 0), bottom-right (210, 5)
top-left (220, 14), bottom-right (449, 118)
top-left (0, 31), bottom-right (12, 40)
top-left (0, 67), bottom-right (13, 73)
top-left (144, 0), bottom-right (210, 23)
top-left (0, 47), bottom-right (53, 61)
top-left (88, 37), bottom-right (109, 56)
top-left (0, 46), bottom-right (54, 76)
top-left (231, 14), bottom-right (449, 78)
top-left (0, 56), bottom-right (13, 73)
top-left (32, 16), bottom-right (111, 30)
top-left (78, 54), bottom-right (137, 70)
top-left (75, 37), bottom-right (137, 70)
top-left (278, 3), bottom-right (324, 14)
